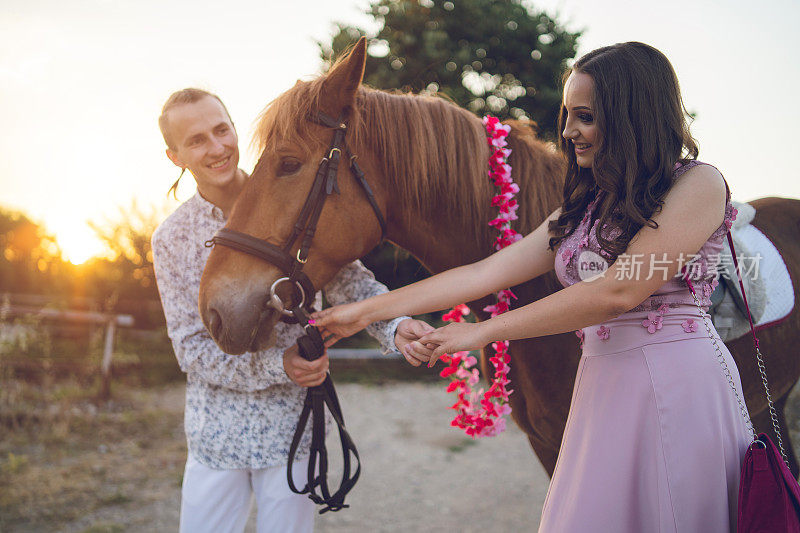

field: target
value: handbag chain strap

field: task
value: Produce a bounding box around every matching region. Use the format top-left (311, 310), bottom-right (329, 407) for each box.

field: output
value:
top-left (683, 229), bottom-right (789, 466)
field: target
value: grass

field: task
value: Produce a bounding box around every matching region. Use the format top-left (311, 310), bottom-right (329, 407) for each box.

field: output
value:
top-left (0, 341), bottom-right (440, 531)
top-left (447, 439), bottom-right (478, 454)
top-left (0, 377), bottom-right (186, 532)
top-left (3, 357), bottom-right (800, 531)
top-left (80, 523), bottom-right (126, 533)
top-left (1, 452), bottom-right (28, 475)
top-left (0, 315), bottom-right (448, 530)
top-left (98, 492), bottom-right (134, 506)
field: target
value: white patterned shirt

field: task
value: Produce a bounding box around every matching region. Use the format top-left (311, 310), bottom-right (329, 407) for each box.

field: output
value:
top-left (151, 191), bottom-right (405, 469)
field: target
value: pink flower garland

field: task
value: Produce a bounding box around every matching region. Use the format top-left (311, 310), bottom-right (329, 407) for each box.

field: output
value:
top-left (438, 116), bottom-right (520, 438)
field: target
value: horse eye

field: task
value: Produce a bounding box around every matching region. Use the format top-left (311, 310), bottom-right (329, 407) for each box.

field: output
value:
top-left (277, 158), bottom-right (302, 176)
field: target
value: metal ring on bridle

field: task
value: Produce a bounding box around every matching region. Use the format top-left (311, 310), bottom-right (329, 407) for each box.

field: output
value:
top-left (296, 249), bottom-right (308, 264)
top-left (268, 277), bottom-right (306, 317)
top-left (329, 147), bottom-right (341, 158)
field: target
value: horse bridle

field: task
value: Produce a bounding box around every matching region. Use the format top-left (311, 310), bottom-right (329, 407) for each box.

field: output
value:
top-left (207, 110), bottom-right (387, 325)
top-left (204, 110), bottom-right (387, 513)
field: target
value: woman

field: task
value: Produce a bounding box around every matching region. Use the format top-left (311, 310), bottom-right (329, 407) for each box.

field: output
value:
top-left (313, 42), bottom-right (751, 531)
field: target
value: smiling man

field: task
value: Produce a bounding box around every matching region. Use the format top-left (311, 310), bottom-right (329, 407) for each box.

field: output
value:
top-left (151, 88), bottom-right (433, 532)
top-left (160, 90), bottom-right (244, 214)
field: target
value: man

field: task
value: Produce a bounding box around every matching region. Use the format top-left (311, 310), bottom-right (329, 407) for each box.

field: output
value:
top-left (151, 88), bottom-right (432, 532)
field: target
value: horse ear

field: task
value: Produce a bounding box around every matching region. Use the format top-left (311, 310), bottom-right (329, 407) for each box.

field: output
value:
top-left (319, 36), bottom-right (367, 118)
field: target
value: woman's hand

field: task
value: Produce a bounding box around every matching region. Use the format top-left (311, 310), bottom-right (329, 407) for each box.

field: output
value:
top-left (418, 322), bottom-right (491, 367)
top-left (311, 301), bottom-right (372, 347)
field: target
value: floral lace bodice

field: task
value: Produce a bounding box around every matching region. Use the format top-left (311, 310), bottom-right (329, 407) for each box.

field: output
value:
top-left (554, 161), bottom-right (737, 313)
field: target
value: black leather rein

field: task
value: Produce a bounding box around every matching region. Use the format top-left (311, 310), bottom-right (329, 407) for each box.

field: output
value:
top-left (204, 111), bottom-right (387, 513)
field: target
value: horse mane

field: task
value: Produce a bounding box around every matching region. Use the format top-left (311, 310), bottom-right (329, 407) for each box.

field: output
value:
top-left (253, 75), bottom-right (565, 249)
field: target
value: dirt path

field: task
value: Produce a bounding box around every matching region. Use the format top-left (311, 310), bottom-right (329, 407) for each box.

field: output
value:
top-left (8, 379), bottom-right (800, 532)
top-left (313, 383), bottom-right (548, 532)
top-left (46, 382), bottom-right (548, 532)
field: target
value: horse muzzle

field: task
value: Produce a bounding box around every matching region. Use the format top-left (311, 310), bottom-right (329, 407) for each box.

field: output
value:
top-left (199, 270), bottom-right (302, 355)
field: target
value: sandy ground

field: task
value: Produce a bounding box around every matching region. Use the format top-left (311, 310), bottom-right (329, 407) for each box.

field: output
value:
top-left (311, 383), bottom-right (548, 533)
top-left (50, 382), bottom-right (549, 532)
top-left (18, 377), bottom-right (800, 532)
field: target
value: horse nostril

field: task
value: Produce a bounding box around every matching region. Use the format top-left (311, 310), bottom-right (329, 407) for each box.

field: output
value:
top-left (208, 307), bottom-right (222, 339)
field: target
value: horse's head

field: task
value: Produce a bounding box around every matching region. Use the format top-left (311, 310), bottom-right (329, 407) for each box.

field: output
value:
top-left (199, 38), bottom-right (387, 354)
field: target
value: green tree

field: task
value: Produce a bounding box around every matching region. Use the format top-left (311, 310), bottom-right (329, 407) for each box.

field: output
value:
top-left (321, 0), bottom-right (581, 138)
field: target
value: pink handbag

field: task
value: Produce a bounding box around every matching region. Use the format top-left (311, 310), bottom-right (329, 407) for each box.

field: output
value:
top-left (684, 227), bottom-right (800, 532)
top-left (738, 432), bottom-right (800, 532)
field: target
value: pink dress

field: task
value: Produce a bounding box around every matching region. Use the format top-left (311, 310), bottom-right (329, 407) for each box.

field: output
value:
top-left (540, 161), bottom-right (752, 532)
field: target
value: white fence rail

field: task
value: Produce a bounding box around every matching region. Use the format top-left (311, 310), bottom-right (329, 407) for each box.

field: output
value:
top-left (1, 303), bottom-right (134, 399)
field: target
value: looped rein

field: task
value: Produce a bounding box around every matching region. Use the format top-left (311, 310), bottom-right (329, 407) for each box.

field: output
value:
top-left (205, 110), bottom-right (388, 513)
top-left (439, 116), bottom-right (519, 438)
top-left (285, 306), bottom-right (360, 514)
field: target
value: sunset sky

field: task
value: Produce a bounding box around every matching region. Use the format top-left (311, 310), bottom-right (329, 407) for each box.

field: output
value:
top-left (1, 0), bottom-right (798, 263)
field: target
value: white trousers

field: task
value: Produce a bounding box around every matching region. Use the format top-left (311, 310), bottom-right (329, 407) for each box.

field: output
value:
top-left (179, 454), bottom-right (315, 533)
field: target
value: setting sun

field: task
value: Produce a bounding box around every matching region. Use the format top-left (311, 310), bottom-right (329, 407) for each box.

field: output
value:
top-left (53, 221), bottom-right (106, 265)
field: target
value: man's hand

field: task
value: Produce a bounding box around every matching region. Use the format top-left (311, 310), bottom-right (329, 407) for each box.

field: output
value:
top-left (394, 318), bottom-right (435, 367)
top-left (283, 344), bottom-right (329, 387)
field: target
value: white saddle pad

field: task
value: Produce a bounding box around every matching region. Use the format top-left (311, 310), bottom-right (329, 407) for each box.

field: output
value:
top-left (713, 201), bottom-right (794, 341)
top-left (738, 224), bottom-right (794, 328)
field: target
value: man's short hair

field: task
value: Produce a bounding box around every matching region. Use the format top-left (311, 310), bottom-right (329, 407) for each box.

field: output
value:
top-left (158, 88), bottom-right (232, 151)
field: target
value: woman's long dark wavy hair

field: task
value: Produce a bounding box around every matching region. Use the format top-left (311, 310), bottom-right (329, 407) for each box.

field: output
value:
top-left (547, 42), bottom-right (699, 261)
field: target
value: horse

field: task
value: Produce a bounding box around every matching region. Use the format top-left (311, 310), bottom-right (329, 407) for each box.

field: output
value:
top-left (198, 38), bottom-right (800, 477)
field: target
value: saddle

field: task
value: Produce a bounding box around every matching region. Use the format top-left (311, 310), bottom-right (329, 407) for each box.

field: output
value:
top-left (709, 201), bottom-right (793, 341)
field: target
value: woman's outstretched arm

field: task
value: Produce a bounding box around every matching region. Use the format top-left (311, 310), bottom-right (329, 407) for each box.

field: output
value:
top-left (312, 207), bottom-right (563, 338)
top-left (419, 164), bottom-right (728, 364)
